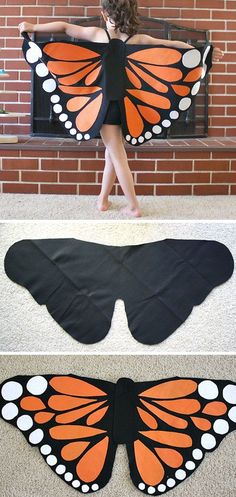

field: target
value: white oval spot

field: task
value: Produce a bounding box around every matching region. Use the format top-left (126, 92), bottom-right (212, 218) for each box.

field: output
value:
top-left (46, 455), bottom-right (57, 466)
top-left (65, 121), bottom-right (72, 129)
top-left (43, 78), bottom-right (57, 93)
top-left (53, 104), bottom-right (62, 114)
top-left (35, 63), bottom-right (49, 78)
top-left (40, 444), bottom-right (51, 455)
top-left (17, 414), bottom-right (33, 431)
top-left (131, 138), bottom-right (137, 145)
top-left (92, 484), bottom-right (99, 491)
top-left (144, 131), bottom-right (152, 139)
top-left (191, 81), bottom-right (201, 96)
top-left (201, 433), bottom-right (216, 450)
top-left (1, 381), bottom-right (23, 401)
top-left (76, 133), bottom-right (83, 140)
top-left (152, 125), bottom-right (162, 134)
top-left (228, 406), bottom-right (236, 422)
top-left (203, 45), bottom-right (211, 64)
top-left (26, 42), bottom-right (42, 63)
top-left (198, 380), bottom-right (219, 400)
top-left (175, 469), bottom-right (186, 480)
top-left (170, 111), bottom-right (179, 119)
top-left (138, 483), bottom-right (145, 490)
top-left (192, 448), bottom-right (203, 460)
top-left (162, 119), bottom-right (171, 127)
top-left (147, 487), bottom-right (155, 494)
top-left (185, 461), bottom-right (196, 470)
top-left (213, 419), bottom-right (229, 435)
top-left (29, 428), bottom-right (44, 444)
top-left (56, 464), bottom-right (66, 475)
top-left (26, 376), bottom-right (47, 395)
top-left (50, 94), bottom-right (60, 104)
top-left (223, 384), bottom-right (236, 404)
top-left (157, 484), bottom-right (166, 492)
top-left (182, 49), bottom-right (201, 68)
top-left (1, 402), bottom-right (18, 420)
top-left (64, 472), bottom-right (73, 482)
top-left (69, 128), bottom-right (77, 135)
top-left (138, 136), bottom-right (144, 143)
top-left (84, 133), bottom-right (90, 140)
top-left (59, 113), bottom-right (68, 122)
top-left (201, 63), bottom-right (207, 79)
top-left (72, 480), bottom-right (81, 488)
top-left (81, 485), bottom-right (90, 493)
top-left (179, 97), bottom-right (192, 111)
top-left (167, 479), bottom-right (175, 488)
top-left (126, 134), bottom-right (131, 141)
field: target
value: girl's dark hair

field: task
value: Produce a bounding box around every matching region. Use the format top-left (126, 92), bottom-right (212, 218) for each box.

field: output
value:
top-left (101, 0), bottom-right (140, 36)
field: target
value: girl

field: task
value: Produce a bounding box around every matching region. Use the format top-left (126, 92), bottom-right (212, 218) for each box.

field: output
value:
top-left (19, 0), bottom-right (223, 217)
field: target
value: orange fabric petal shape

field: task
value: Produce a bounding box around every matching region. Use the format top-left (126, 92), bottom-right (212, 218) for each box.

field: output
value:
top-left (125, 67), bottom-right (142, 89)
top-left (171, 84), bottom-right (190, 96)
top-left (58, 86), bottom-right (101, 95)
top-left (128, 48), bottom-right (182, 65)
top-left (141, 399), bottom-right (188, 429)
top-left (155, 399), bottom-right (200, 414)
top-left (47, 60), bottom-right (91, 75)
top-left (76, 436), bottom-right (109, 482)
top-left (140, 430), bottom-right (192, 448)
top-left (184, 67), bottom-right (202, 82)
top-left (137, 407), bottom-right (158, 429)
top-left (55, 401), bottom-right (106, 424)
top-left (202, 401), bottom-right (227, 416)
top-left (76, 93), bottom-right (103, 132)
top-left (140, 379), bottom-right (197, 399)
top-left (155, 447), bottom-right (183, 468)
top-left (128, 61), bottom-right (168, 93)
top-left (20, 396), bottom-right (46, 411)
top-left (67, 96), bottom-right (90, 113)
top-left (43, 43), bottom-right (99, 61)
top-left (49, 377), bottom-right (106, 397)
top-left (137, 105), bottom-right (161, 124)
top-left (191, 416), bottom-right (212, 431)
top-left (48, 395), bottom-right (97, 411)
top-left (34, 411), bottom-right (55, 424)
top-left (139, 63), bottom-right (182, 82)
top-left (61, 441), bottom-right (90, 461)
top-left (50, 425), bottom-right (106, 440)
top-left (124, 96), bottom-right (144, 137)
top-left (87, 406), bottom-right (109, 426)
top-left (58, 61), bottom-right (100, 85)
top-left (127, 89), bottom-right (171, 109)
top-left (85, 65), bottom-right (101, 85)
top-left (134, 440), bottom-right (164, 486)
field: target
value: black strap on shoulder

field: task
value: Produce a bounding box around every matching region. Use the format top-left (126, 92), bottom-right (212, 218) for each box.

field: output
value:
top-left (104, 29), bottom-right (111, 41)
top-left (125, 34), bottom-right (133, 43)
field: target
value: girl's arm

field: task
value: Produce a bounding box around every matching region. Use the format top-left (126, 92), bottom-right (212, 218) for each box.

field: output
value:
top-left (139, 34), bottom-right (194, 48)
top-left (18, 21), bottom-right (99, 40)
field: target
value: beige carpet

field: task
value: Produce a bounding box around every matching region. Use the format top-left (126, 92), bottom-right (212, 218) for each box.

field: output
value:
top-left (0, 354), bottom-right (235, 497)
top-left (0, 194), bottom-right (235, 219)
top-left (0, 221), bottom-right (235, 353)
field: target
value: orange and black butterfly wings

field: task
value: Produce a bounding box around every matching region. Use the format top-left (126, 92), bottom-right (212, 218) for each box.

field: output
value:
top-left (0, 375), bottom-right (117, 493)
top-left (128, 377), bottom-right (236, 494)
top-left (121, 43), bottom-right (213, 145)
top-left (22, 33), bottom-right (109, 141)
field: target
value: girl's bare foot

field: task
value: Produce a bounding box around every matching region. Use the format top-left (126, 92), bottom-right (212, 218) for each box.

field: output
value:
top-left (97, 196), bottom-right (112, 211)
top-left (121, 206), bottom-right (142, 218)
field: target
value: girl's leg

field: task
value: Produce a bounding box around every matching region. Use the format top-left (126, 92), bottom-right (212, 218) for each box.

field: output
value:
top-left (100, 124), bottom-right (141, 217)
top-left (97, 147), bottom-right (116, 211)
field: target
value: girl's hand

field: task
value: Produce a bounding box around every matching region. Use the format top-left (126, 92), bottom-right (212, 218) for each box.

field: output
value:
top-left (212, 46), bottom-right (224, 62)
top-left (18, 22), bottom-right (35, 34)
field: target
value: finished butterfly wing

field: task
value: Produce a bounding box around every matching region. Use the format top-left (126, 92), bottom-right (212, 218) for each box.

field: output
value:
top-left (22, 33), bottom-right (109, 141)
top-left (121, 43), bottom-right (213, 145)
top-left (127, 377), bottom-right (236, 494)
top-left (0, 374), bottom-right (117, 493)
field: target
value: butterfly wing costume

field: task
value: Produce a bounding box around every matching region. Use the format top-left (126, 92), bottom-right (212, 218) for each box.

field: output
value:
top-left (1, 374), bottom-right (236, 494)
top-left (21, 31), bottom-right (213, 146)
top-left (4, 238), bottom-right (234, 345)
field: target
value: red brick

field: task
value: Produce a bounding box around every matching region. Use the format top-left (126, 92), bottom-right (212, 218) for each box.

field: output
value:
top-left (137, 151), bottom-right (173, 159)
top-left (40, 184), bottom-right (77, 194)
top-left (21, 150), bottom-right (58, 158)
top-left (135, 185), bottom-right (154, 195)
top-left (22, 6), bottom-right (52, 15)
top-left (150, 8), bottom-right (181, 18)
top-left (156, 185), bottom-right (192, 195)
top-left (175, 173), bottom-right (210, 183)
top-left (231, 185), bottom-right (236, 194)
top-left (166, 0), bottom-right (194, 6)
top-left (0, 6), bottom-right (20, 14)
top-left (80, 160), bottom-right (104, 171)
top-left (0, 150), bottom-right (20, 157)
top-left (175, 151), bottom-right (211, 159)
top-left (3, 183), bottom-right (38, 193)
top-left (59, 172), bottom-right (96, 183)
top-left (196, 0), bottom-right (224, 7)
top-left (212, 151), bottom-right (236, 159)
top-left (2, 158), bottom-right (38, 170)
top-left (194, 160), bottom-right (230, 171)
top-left (59, 151), bottom-right (96, 159)
top-left (137, 173), bottom-right (173, 183)
top-left (157, 160), bottom-right (192, 171)
top-left (128, 160), bottom-right (156, 171)
top-left (41, 159), bottom-right (78, 171)
top-left (212, 172), bottom-right (236, 183)
top-left (54, 6), bottom-right (84, 16)
top-left (79, 185), bottom-right (101, 195)
top-left (22, 171), bottom-right (57, 182)
top-left (194, 185), bottom-right (229, 195)
top-left (0, 170), bottom-right (19, 181)
top-left (213, 10), bottom-right (236, 19)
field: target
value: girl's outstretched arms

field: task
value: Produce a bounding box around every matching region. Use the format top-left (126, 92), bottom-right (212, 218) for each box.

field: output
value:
top-left (18, 21), bottom-right (101, 40)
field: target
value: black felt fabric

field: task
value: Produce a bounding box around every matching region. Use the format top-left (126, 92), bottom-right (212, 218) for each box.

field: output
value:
top-left (4, 238), bottom-right (234, 345)
top-left (0, 374), bottom-right (236, 495)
